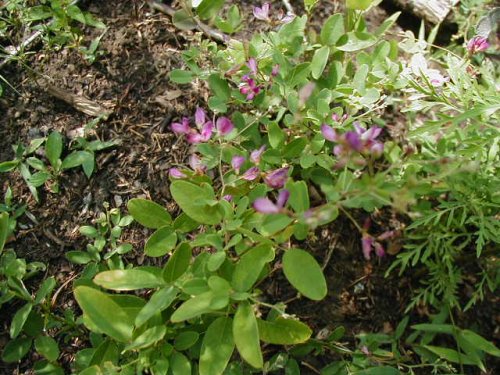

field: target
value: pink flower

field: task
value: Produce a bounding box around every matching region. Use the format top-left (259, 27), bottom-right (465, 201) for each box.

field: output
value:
top-left (467, 36), bottom-right (489, 54)
top-left (169, 168), bottom-right (186, 179)
top-left (239, 75), bottom-right (262, 100)
top-left (264, 167), bottom-right (289, 189)
top-left (223, 195), bottom-right (233, 202)
top-left (323, 123), bottom-right (384, 158)
top-left (271, 64), bottom-right (280, 77)
top-left (195, 107), bottom-right (206, 127)
top-left (247, 58), bottom-right (258, 75)
top-left (277, 10), bottom-right (295, 24)
top-left (216, 117), bottom-right (234, 136)
top-left (361, 234), bottom-right (385, 260)
top-left (188, 154), bottom-right (206, 174)
top-left (321, 124), bottom-right (339, 142)
top-left (253, 189), bottom-right (289, 214)
top-left (242, 166), bottom-right (260, 181)
top-left (171, 118), bottom-right (191, 135)
top-left (231, 155), bottom-right (245, 174)
top-left (253, 3), bottom-right (270, 21)
top-left (250, 145), bottom-right (266, 164)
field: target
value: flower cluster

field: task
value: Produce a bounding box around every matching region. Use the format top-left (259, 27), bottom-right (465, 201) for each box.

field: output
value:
top-left (171, 108), bottom-right (234, 144)
top-left (239, 58), bottom-right (279, 101)
top-left (321, 123), bottom-right (384, 160)
top-left (253, 3), bottom-right (295, 24)
top-left (467, 36), bottom-right (489, 55)
top-left (232, 145), bottom-right (289, 190)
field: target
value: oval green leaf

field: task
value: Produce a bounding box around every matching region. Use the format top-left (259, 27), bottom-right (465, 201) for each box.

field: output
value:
top-left (257, 317), bottom-right (312, 345)
top-left (74, 286), bottom-right (134, 342)
top-left (282, 248), bottom-right (327, 301)
top-left (145, 226), bottom-right (177, 257)
top-left (233, 302), bottom-right (263, 369)
top-left (170, 181), bottom-right (222, 225)
top-left (34, 335), bottom-right (60, 362)
top-left (171, 291), bottom-right (214, 323)
top-left (163, 243), bottom-right (192, 283)
top-left (200, 317), bottom-right (234, 375)
top-left (93, 269), bottom-right (164, 291)
top-left (135, 286), bottom-right (178, 327)
top-left (127, 198), bottom-right (172, 229)
top-left (232, 245), bottom-right (274, 292)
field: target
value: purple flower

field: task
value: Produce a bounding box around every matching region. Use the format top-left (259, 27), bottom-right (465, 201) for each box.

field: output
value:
top-left (216, 117), bottom-right (234, 136)
top-left (195, 107), bottom-right (206, 127)
top-left (271, 64), bottom-right (280, 77)
top-left (298, 82), bottom-right (315, 105)
top-left (253, 3), bottom-right (270, 21)
top-left (247, 58), bottom-right (258, 75)
top-left (223, 195), bottom-right (233, 202)
top-left (187, 121), bottom-right (213, 144)
top-left (169, 168), bottom-right (186, 179)
top-left (345, 131), bottom-right (363, 151)
top-left (231, 155), bottom-right (245, 174)
top-left (467, 36), bottom-right (489, 54)
top-left (240, 75), bottom-right (262, 100)
top-left (264, 167), bottom-right (289, 189)
top-left (171, 118), bottom-right (190, 134)
top-left (250, 145), bottom-right (266, 164)
top-left (189, 154), bottom-right (206, 174)
top-left (361, 234), bottom-right (385, 260)
top-left (253, 189), bottom-right (289, 214)
top-left (321, 124), bottom-right (338, 142)
top-left (278, 13), bottom-right (295, 24)
top-left (242, 166), bottom-right (260, 181)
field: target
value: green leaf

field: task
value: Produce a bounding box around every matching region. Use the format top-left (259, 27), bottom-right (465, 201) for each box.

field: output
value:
top-left (0, 160), bottom-right (19, 172)
top-left (0, 212), bottom-right (8, 252)
top-left (411, 324), bottom-right (454, 335)
top-left (174, 331), bottom-right (199, 351)
top-left (285, 181), bottom-right (310, 212)
top-left (171, 291), bottom-right (214, 322)
top-left (135, 286), bottom-right (178, 327)
top-left (74, 286), bottom-right (134, 342)
top-left (311, 46), bottom-right (330, 79)
top-left (28, 171), bottom-right (50, 187)
top-left (423, 345), bottom-right (478, 365)
top-left (25, 5), bottom-right (52, 21)
top-left (337, 32), bottom-right (377, 52)
top-left (88, 339), bottom-right (119, 367)
top-left (65, 251), bottom-right (93, 265)
top-left (200, 317), bottom-right (234, 375)
top-left (268, 122), bottom-right (285, 149)
top-left (67, 4), bottom-right (86, 24)
top-left (1, 337), bottom-right (32, 362)
top-left (460, 330), bottom-right (500, 357)
top-left (123, 325), bottom-right (166, 352)
top-left (232, 245), bottom-right (274, 292)
top-left (173, 9), bottom-right (196, 30)
top-left (61, 151), bottom-right (93, 170)
top-left (127, 198), bottom-right (172, 229)
top-left (304, 0), bottom-right (319, 12)
top-left (356, 367), bottom-right (400, 375)
top-left (282, 249), bottom-right (327, 300)
top-left (346, 0), bottom-right (373, 10)
top-left (320, 14), bottom-right (344, 46)
top-left (170, 352), bottom-right (192, 374)
top-left (257, 317), bottom-right (312, 345)
top-left (208, 74), bottom-right (231, 100)
top-left (169, 69), bottom-right (194, 84)
top-left (145, 226), bottom-right (177, 257)
top-left (259, 214), bottom-right (293, 236)
top-left (45, 132), bottom-right (63, 169)
top-left (375, 12), bottom-right (401, 37)
top-left (93, 269), bottom-right (164, 291)
top-left (34, 277), bottom-right (56, 304)
top-left (197, 0), bottom-right (225, 20)
top-left (10, 303), bottom-right (33, 339)
top-left (34, 335), bottom-right (60, 361)
top-left (163, 243), bottom-right (192, 283)
top-left (33, 361), bottom-right (64, 375)
top-left (170, 181), bottom-right (222, 225)
top-left (233, 302), bottom-right (263, 369)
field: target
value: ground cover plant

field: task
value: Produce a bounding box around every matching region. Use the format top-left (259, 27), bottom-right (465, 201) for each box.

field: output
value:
top-left (0, 0), bottom-right (499, 374)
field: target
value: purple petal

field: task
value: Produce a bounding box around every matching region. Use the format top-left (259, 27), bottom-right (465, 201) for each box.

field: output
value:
top-left (264, 167), bottom-right (289, 189)
top-left (276, 189), bottom-right (290, 208)
top-left (370, 142), bottom-right (384, 157)
top-left (216, 117), bottom-right (234, 136)
top-left (467, 36), bottom-right (489, 53)
top-left (250, 145), bottom-right (266, 164)
top-left (373, 242), bottom-right (385, 257)
top-left (345, 131), bottom-right (363, 151)
top-left (169, 168), bottom-right (186, 179)
top-left (231, 155), bottom-right (245, 174)
top-left (253, 3), bottom-right (270, 21)
top-left (361, 126), bottom-right (382, 142)
top-left (332, 113), bottom-right (340, 122)
top-left (333, 145), bottom-right (343, 156)
top-left (171, 118), bottom-right (190, 134)
top-left (353, 122), bottom-right (366, 135)
top-left (242, 166), bottom-right (260, 181)
top-left (189, 154), bottom-right (206, 173)
top-left (321, 124), bottom-right (338, 142)
top-left (362, 235), bottom-right (374, 260)
top-left (271, 64), bottom-right (280, 77)
top-left (187, 132), bottom-right (203, 144)
top-left (279, 14), bottom-right (295, 24)
top-left (253, 198), bottom-right (280, 214)
top-left (223, 195), bottom-right (233, 202)
top-left (377, 230), bottom-right (396, 241)
top-left (200, 121), bottom-right (214, 141)
top-left (195, 107), bottom-right (206, 127)
top-left (247, 58), bottom-right (258, 75)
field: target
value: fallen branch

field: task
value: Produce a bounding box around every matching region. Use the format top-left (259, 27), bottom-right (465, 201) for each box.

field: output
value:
top-left (390, 0), bottom-right (459, 24)
top-left (147, 0), bottom-right (236, 44)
